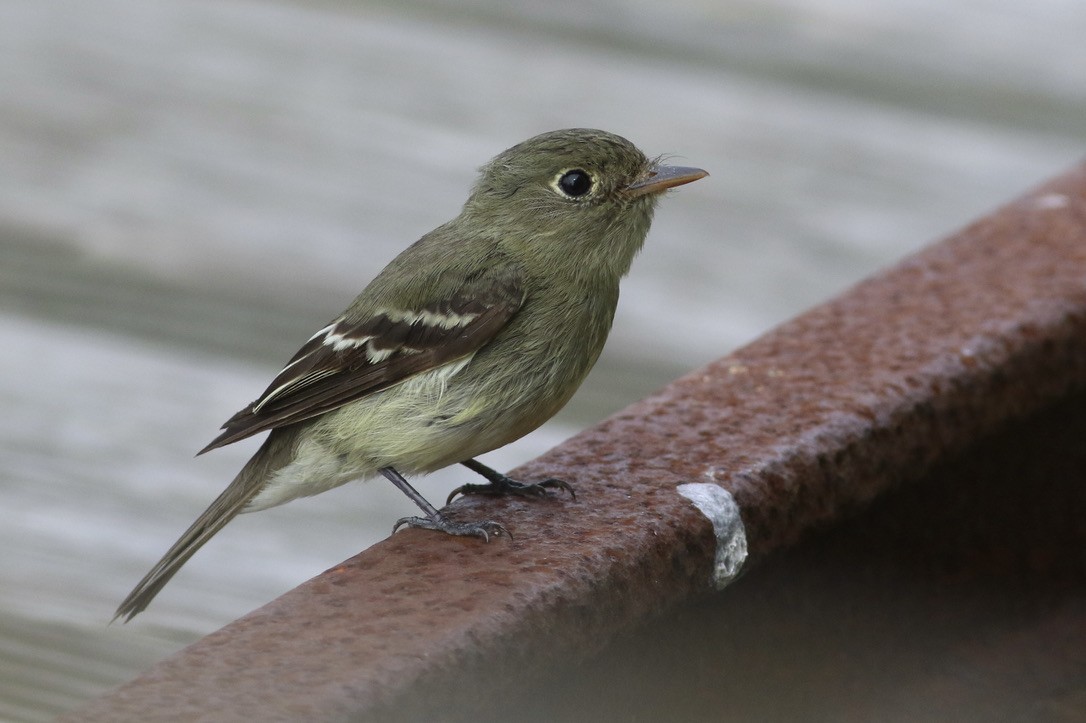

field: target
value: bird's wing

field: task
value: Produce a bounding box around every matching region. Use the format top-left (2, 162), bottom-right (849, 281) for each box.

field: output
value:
top-left (198, 273), bottom-right (524, 454)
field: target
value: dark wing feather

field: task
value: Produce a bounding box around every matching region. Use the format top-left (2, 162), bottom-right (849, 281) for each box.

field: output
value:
top-left (198, 277), bottom-right (523, 454)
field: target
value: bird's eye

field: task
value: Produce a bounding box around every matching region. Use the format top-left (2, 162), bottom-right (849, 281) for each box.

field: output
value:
top-left (555, 169), bottom-right (593, 198)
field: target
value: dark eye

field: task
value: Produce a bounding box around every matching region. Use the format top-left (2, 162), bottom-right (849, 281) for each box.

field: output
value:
top-left (556, 169), bottom-right (593, 198)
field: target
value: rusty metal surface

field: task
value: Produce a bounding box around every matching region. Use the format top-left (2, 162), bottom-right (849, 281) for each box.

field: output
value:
top-left (489, 389), bottom-right (1086, 721)
top-left (69, 164), bottom-right (1086, 721)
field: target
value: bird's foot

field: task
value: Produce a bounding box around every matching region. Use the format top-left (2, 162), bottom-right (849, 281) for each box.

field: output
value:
top-left (392, 514), bottom-right (509, 542)
top-left (447, 473), bottom-right (576, 505)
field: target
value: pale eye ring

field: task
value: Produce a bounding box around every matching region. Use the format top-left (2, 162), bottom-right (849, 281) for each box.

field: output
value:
top-left (554, 169), bottom-right (593, 198)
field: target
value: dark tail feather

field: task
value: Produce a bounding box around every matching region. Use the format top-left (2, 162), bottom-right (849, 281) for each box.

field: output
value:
top-left (113, 431), bottom-right (291, 623)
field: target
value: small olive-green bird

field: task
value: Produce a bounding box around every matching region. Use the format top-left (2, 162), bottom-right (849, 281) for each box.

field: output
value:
top-left (115, 128), bottom-right (706, 621)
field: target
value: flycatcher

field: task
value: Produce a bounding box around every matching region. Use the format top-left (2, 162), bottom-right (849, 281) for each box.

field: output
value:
top-left (115, 128), bottom-right (706, 621)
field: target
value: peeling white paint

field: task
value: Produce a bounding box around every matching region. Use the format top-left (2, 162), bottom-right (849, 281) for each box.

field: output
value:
top-left (677, 482), bottom-right (748, 590)
top-left (1034, 192), bottom-right (1069, 210)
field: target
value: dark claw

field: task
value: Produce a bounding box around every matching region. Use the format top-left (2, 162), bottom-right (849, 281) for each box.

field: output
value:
top-left (392, 514), bottom-right (510, 542)
top-left (447, 476), bottom-right (577, 505)
top-left (539, 477), bottom-right (577, 499)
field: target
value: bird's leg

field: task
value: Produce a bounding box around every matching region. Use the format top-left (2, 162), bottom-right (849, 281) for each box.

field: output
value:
top-left (381, 466), bottom-right (508, 541)
top-left (447, 458), bottom-right (576, 504)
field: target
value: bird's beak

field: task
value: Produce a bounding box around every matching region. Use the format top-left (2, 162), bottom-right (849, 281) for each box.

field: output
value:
top-left (624, 165), bottom-right (708, 198)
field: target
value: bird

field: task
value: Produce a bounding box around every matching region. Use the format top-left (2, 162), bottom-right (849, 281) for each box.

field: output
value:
top-left (114, 128), bottom-right (707, 621)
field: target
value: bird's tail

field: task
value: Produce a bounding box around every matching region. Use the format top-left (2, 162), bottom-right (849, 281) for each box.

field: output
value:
top-left (113, 430), bottom-right (293, 623)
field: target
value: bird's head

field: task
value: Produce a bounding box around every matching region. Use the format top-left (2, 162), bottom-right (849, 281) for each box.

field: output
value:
top-left (463, 128), bottom-right (707, 281)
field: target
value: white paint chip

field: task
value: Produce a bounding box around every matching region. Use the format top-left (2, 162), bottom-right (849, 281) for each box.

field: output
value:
top-left (1034, 192), bottom-right (1068, 210)
top-left (676, 482), bottom-right (748, 590)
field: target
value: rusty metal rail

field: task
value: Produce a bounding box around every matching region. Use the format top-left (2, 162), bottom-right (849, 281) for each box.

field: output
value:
top-left (69, 163), bottom-right (1086, 722)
